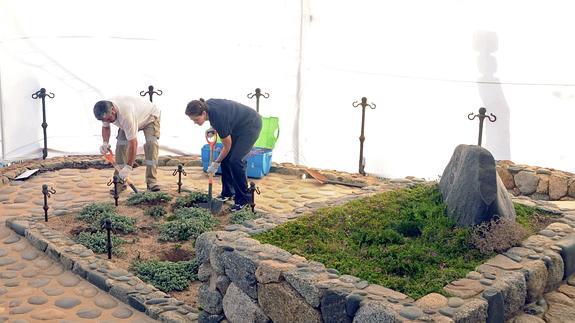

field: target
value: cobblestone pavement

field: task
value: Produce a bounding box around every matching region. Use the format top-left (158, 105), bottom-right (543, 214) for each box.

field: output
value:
top-left (0, 165), bottom-right (391, 322)
top-left (0, 225), bottom-right (157, 322)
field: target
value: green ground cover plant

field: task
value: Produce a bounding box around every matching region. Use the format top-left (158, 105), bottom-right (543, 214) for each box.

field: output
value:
top-left (74, 231), bottom-right (126, 256)
top-left (127, 191), bottom-right (173, 205)
top-left (254, 184), bottom-right (486, 299)
top-left (77, 202), bottom-right (116, 222)
top-left (130, 259), bottom-right (199, 292)
top-left (145, 205), bottom-right (167, 217)
top-left (173, 191), bottom-right (209, 209)
top-left (158, 207), bottom-right (218, 242)
top-left (514, 203), bottom-right (560, 234)
top-left (230, 207), bottom-right (261, 224)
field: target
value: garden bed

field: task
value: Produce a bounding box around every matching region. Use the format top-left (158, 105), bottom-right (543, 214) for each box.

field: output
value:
top-left (254, 184), bottom-right (561, 299)
top-left (41, 190), bottom-right (260, 308)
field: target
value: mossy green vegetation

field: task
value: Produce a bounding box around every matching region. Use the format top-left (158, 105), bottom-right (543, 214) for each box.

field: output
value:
top-left (130, 259), bottom-right (199, 292)
top-left (254, 184), bottom-right (486, 299)
top-left (514, 202), bottom-right (560, 235)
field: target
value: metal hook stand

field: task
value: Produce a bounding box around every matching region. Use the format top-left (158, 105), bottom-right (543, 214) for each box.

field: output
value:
top-left (248, 181), bottom-right (261, 213)
top-left (247, 88), bottom-right (270, 113)
top-left (31, 88), bottom-right (55, 159)
top-left (139, 85), bottom-right (163, 102)
top-left (352, 97), bottom-right (376, 176)
top-left (467, 107), bottom-right (497, 146)
top-left (41, 184), bottom-right (56, 222)
top-left (172, 164), bottom-right (187, 193)
top-left (103, 218), bottom-right (113, 259)
top-left (107, 175), bottom-right (120, 206)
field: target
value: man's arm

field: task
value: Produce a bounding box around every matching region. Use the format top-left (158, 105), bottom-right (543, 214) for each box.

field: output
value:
top-left (102, 126), bottom-right (111, 143)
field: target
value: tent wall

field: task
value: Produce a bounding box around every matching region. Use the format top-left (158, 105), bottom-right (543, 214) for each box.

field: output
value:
top-left (1, 0), bottom-right (575, 179)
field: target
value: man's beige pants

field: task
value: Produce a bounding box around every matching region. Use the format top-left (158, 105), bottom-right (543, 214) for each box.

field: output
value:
top-left (115, 116), bottom-right (160, 187)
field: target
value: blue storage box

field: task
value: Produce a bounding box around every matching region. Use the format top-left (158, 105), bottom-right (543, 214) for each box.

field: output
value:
top-left (201, 143), bottom-right (273, 179)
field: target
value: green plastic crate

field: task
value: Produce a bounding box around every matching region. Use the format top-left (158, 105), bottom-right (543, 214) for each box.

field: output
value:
top-left (217, 116), bottom-right (279, 149)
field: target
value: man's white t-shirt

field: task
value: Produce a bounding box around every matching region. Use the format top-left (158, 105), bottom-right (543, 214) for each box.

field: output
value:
top-left (102, 96), bottom-right (161, 140)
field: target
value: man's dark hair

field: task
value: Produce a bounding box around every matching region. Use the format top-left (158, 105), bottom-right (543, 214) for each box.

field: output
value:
top-left (185, 98), bottom-right (207, 116)
top-left (93, 100), bottom-right (113, 120)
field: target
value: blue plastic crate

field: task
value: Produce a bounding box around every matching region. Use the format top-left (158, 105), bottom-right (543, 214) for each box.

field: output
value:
top-left (201, 143), bottom-right (272, 179)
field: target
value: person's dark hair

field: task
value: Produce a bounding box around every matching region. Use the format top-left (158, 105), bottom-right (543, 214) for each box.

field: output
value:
top-left (185, 98), bottom-right (207, 116)
top-left (93, 100), bottom-right (113, 120)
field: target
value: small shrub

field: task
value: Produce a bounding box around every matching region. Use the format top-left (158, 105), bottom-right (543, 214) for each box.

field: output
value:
top-left (230, 207), bottom-right (260, 224)
top-left (158, 209), bottom-right (218, 242)
top-left (172, 207), bottom-right (212, 220)
top-left (145, 205), bottom-right (167, 217)
top-left (74, 231), bottom-right (125, 255)
top-left (77, 203), bottom-right (116, 222)
top-left (89, 214), bottom-right (136, 234)
top-left (173, 192), bottom-right (209, 209)
top-left (157, 216), bottom-right (218, 242)
top-left (130, 259), bottom-right (199, 292)
top-left (470, 218), bottom-right (527, 255)
top-left (127, 192), bottom-right (173, 206)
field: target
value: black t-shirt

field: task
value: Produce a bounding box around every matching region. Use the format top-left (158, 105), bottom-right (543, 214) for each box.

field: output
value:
top-left (207, 99), bottom-right (261, 138)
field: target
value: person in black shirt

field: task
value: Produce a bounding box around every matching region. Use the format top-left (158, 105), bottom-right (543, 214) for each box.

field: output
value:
top-left (186, 98), bottom-right (262, 212)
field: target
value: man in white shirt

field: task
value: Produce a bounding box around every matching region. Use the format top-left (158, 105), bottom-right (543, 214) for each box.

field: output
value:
top-left (93, 96), bottom-right (161, 192)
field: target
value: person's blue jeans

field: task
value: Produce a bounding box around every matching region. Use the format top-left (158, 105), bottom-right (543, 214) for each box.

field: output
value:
top-left (220, 118), bottom-right (262, 205)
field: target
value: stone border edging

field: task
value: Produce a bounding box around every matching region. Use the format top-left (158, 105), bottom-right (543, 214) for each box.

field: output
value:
top-left (497, 161), bottom-right (575, 201)
top-left (194, 198), bottom-right (575, 322)
top-left (5, 215), bottom-right (198, 323)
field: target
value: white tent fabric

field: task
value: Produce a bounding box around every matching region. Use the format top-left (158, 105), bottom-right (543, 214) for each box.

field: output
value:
top-left (1, 0), bottom-right (575, 179)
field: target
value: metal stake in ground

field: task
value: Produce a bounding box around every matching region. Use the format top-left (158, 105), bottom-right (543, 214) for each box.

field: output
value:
top-left (248, 181), bottom-right (261, 213)
top-left (42, 184), bottom-right (56, 222)
top-left (352, 97), bottom-right (376, 176)
top-left (467, 107), bottom-right (496, 146)
top-left (104, 218), bottom-right (113, 259)
top-left (139, 85), bottom-right (163, 102)
top-left (31, 88), bottom-right (55, 159)
top-left (247, 88), bottom-right (269, 113)
top-left (172, 164), bottom-right (187, 193)
top-left (107, 175), bottom-right (120, 206)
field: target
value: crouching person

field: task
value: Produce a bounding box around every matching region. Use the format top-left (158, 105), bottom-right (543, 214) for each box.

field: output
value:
top-left (93, 96), bottom-right (161, 192)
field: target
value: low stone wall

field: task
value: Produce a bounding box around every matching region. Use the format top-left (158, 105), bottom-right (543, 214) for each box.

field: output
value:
top-left (497, 161), bottom-right (575, 201)
top-left (196, 201), bottom-right (575, 322)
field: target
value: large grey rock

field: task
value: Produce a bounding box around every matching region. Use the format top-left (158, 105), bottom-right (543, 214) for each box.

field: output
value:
top-left (439, 144), bottom-right (516, 227)
top-left (222, 283), bottom-right (269, 323)
top-left (222, 251), bottom-right (258, 299)
top-left (198, 284), bottom-right (223, 315)
top-left (258, 282), bottom-right (321, 323)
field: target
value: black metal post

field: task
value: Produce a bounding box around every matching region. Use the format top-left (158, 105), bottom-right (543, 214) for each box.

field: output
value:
top-left (42, 184), bottom-right (56, 222)
top-left (352, 97), bottom-right (376, 176)
top-left (107, 175), bottom-right (120, 206)
top-left (31, 88), bottom-right (55, 159)
top-left (139, 85), bottom-right (163, 102)
top-left (248, 181), bottom-right (260, 213)
top-left (172, 164), bottom-right (187, 193)
top-left (467, 107), bottom-right (497, 146)
top-left (104, 218), bottom-right (112, 259)
top-left (247, 88), bottom-right (269, 113)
